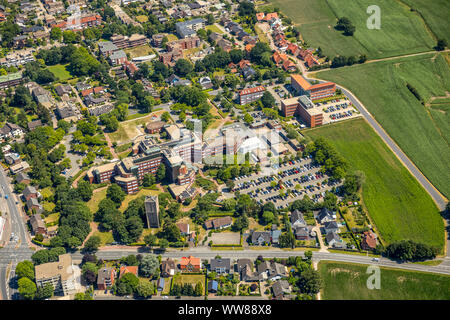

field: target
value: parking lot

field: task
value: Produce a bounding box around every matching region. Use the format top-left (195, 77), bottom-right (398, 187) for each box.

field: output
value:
top-left (225, 157), bottom-right (341, 209)
top-left (316, 98), bottom-right (361, 124)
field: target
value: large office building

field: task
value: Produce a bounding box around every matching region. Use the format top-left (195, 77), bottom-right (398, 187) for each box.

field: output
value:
top-left (145, 195), bottom-right (160, 228)
top-left (281, 95), bottom-right (323, 127)
top-left (35, 254), bottom-right (76, 296)
top-left (290, 74), bottom-right (335, 101)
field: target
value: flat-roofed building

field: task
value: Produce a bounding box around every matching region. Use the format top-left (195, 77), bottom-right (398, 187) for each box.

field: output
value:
top-left (144, 195), bottom-right (160, 228)
top-left (92, 162), bottom-right (117, 183)
top-left (281, 95), bottom-right (323, 127)
top-left (290, 74), bottom-right (335, 101)
top-left (35, 254), bottom-right (76, 296)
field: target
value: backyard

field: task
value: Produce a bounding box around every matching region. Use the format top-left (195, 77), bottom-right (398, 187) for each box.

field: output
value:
top-left (48, 64), bottom-right (72, 81)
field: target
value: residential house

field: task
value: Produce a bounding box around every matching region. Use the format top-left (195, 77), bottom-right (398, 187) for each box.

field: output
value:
top-left (23, 185), bottom-right (38, 201)
top-left (272, 280), bottom-right (291, 300)
top-left (237, 259), bottom-right (259, 282)
top-left (161, 258), bottom-right (175, 277)
top-left (293, 226), bottom-right (310, 240)
top-left (271, 228), bottom-right (281, 245)
top-left (326, 231), bottom-right (345, 248)
top-left (119, 265), bottom-right (138, 278)
top-left (27, 120), bottom-right (43, 131)
top-left (251, 231), bottom-right (271, 246)
top-left (55, 84), bottom-right (72, 97)
top-left (199, 76), bottom-right (213, 89)
top-left (317, 207), bottom-right (335, 224)
top-left (176, 222), bottom-right (190, 236)
top-left (0, 122), bottom-right (24, 139)
top-left (323, 221), bottom-right (339, 234)
top-left (361, 231), bottom-right (377, 251)
top-left (4, 153), bottom-right (20, 165)
top-left (290, 210), bottom-right (307, 228)
top-left (179, 256), bottom-right (201, 272)
top-left (97, 267), bottom-right (116, 290)
top-left (27, 197), bottom-right (43, 214)
top-left (210, 258), bottom-right (231, 274)
top-left (29, 213), bottom-right (47, 236)
top-left (217, 38), bottom-right (232, 52)
top-left (109, 50), bottom-right (127, 65)
top-left (16, 172), bottom-right (31, 184)
top-left (204, 216), bottom-right (232, 230)
top-left (257, 261), bottom-right (287, 281)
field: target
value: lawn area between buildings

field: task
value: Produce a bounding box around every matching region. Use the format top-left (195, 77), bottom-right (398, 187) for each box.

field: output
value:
top-left (305, 118), bottom-right (444, 251)
top-left (318, 261), bottom-right (450, 300)
top-left (173, 274), bottom-right (206, 290)
top-left (267, 0), bottom-right (435, 59)
top-left (93, 230), bottom-right (114, 246)
top-left (47, 64), bottom-right (72, 81)
top-left (124, 45), bottom-right (154, 59)
top-left (87, 187), bottom-right (107, 214)
top-left (119, 188), bottom-right (161, 211)
top-left (315, 53), bottom-right (450, 200)
top-left (205, 24), bottom-right (224, 34)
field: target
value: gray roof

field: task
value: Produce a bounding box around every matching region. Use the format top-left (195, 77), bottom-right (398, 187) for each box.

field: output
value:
top-left (326, 231), bottom-right (340, 243)
top-left (290, 210), bottom-right (306, 225)
top-left (324, 221), bottom-right (339, 230)
top-left (97, 267), bottom-right (114, 285)
top-left (272, 279), bottom-right (290, 297)
top-left (109, 50), bottom-right (126, 61)
top-left (251, 231), bottom-right (271, 244)
top-left (98, 41), bottom-right (118, 54)
top-left (23, 185), bottom-right (37, 197)
top-left (210, 258), bottom-right (231, 270)
top-left (16, 172), bottom-right (30, 183)
top-left (317, 207), bottom-right (333, 222)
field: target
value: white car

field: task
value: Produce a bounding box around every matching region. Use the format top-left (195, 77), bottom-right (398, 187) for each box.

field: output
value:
top-left (372, 258), bottom-right (380, 262)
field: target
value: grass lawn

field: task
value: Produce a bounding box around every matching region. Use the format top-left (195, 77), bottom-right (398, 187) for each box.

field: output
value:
top-left (305, 118), bottom-right (444, 251)
top-left (268, 0), bottom-right (435, 59)
top-left (255, 24), bottom-right (269, 44)
top-left (135, 15), bottom-right (148, 23)
top-left (48, 64), bottom-right (72, 81)
top-left (93, 230), bottom-right (114, 246)
top-left (119, 188), bottom-right (161, 212)
top-left (40, 187), bottom-right (53, 199)
top-left (316, 53), bottom-right (450, 199)
top-left (205, 24), bottom-right (224, 34)
top-left (319, 261), bottom-right (450, 300)
top-left (44, 212), bottom-right (59, 224)
top-left (173, 274), bottom-right (205, 288)
top-left (166, 34), bottom-right (178, 42)
top-left (42, 201), bottom-right (56, 213)
top-left (109, 111), bottom-right (164, 144)
top-left (87, 187), bottom-right (108, 213)
top-left (124, 45), bottom-right (154, 59)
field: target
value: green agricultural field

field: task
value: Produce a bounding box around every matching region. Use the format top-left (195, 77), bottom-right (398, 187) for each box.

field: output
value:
top-left (48, 64), bottom-right (72, 81)
top-left (402, 0), bottom-right (450, 43)
top-left (305, 118), bottom-right (444, 250)
top-left (319, 261), bottom-right (450, 300)
top-left (268, 0), bottom-right (435, 59)
top-left (316, 53), bottom-right (450, 200)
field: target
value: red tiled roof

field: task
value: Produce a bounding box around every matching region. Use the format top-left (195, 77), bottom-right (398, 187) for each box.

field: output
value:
top-left (291, 74), bottom-right (311, 90)
top-left (264, 12), bottom-right (278, 21)
top-left (239, 85), bottom-right (265, 96)
top-left (119, 266), bottom-right (138, 278)
top-left (309, 82), bottom-right (335, 91)
top-left (81, 88), bottom-right (93, 97)
top-left (179, 256), bottom-right (201, 268)
top-left (256, 12), bottom-right (265, 21)
top-left (238, 59), bottom-right (251, 69)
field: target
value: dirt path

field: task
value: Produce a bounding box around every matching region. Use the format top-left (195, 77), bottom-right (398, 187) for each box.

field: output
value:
top-left (103, 132), bottom-right (119, 159)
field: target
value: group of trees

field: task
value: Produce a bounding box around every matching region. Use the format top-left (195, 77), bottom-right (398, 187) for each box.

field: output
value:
top-left (170, 282), bottom-right (203, 297)
top-left (384, 240), bottom-right (438, 262)
top-left (335, 17), bottom-right (356, 36)
top-left (16, 260), bottom-right (53, 300)
top-left (304, 137), bottom-right (348, 180)
top-left (331, 54), bottom-right (367, 68)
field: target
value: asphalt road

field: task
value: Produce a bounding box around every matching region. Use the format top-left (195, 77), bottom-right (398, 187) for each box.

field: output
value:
top-left (0, 167), bottom-right (33, 300)
top-left (70, 248), bottom-right (450, 276)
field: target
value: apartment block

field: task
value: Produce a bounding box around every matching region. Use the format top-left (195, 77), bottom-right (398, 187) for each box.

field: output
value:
top-left (35, 254), bottom-right (76, 296)
top-left (239, 86), bottom-right (266, 105)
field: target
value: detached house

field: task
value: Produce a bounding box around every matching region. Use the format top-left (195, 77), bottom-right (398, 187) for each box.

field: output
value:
top-left (251, 231), bottom-right (271, 246)
top-left (257, 261), bottom-right (287, 281)
top-left (272, 280), bottom-right (291, 300)
top-left (179, 256), bottom-right (201, 272)
top-left (361, 231), bottom-right (377, 251)
top-left (23, 185), bottom-right (38, 201)
top-left (210, 258), bottom-right (231, 274)
top-left (97, 267), bottom-right (116, 290)
top-left (0, 122), bottom-right (24, 140)
top-left (161, 258), bottom-right (175, 277)
top-left (317, 207), bottom-right (335, 224)
top-left (29, 213), bottom-right (47, 236)
top-left (204, 216), bottom-right (232, 230)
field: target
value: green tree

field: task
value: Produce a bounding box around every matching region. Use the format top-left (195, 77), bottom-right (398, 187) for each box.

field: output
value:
top-left (161, 112), bottom-right (170, 123)
top-left (106, 184), bottom-right (126, 205)
top-left (194, 282), bottom-right (203, 296)
top-left (77, 180), bottom-right (93, 202)
top-left (159, 238), bottom-right (169, 251)
top-left (135, 279), bottom-right (154, 298)
top-left (139, 254), bottom-right (159, 278)
top-left (18, 277), bottom-right (37, 300)
top-left (144, 234), bottom-right (157, 248)
top-left (174, 59), bottom-right (193, 77)
top-left (35, 283), bottom-right (53, 300)
top-left (83, 235), bottom-right (101, 252)
top-left (115, 272), bottom-right (139, 296)
top-left (15, 261), bottom-right (35, 280)
top-left (156, 163), bottom-right (166, 182)
top-left (297, 269), bottom-right (322, 295)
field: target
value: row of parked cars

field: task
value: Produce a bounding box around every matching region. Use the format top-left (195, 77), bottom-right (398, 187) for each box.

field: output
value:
top-left (324, 102), bottom-right (350, 113)
top-left (316, 98), bottom-right (346, 107)
top-left (330, 110), bottom-right (354, 120)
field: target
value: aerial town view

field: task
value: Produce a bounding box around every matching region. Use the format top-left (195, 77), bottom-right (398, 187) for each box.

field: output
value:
top-left (0, 0), bottom-right (448, 309)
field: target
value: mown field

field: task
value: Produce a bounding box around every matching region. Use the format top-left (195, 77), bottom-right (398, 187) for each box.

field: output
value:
top-left (402, 0), bottom-right (450, 43)
top-left (316, 53), bottom-right (450, 200)
top-left (319, 261), bottom-right (450, 300)
top-left (267, 0), bottom-right (436, 59)
top-left (305, 118), bottom-right (444, 250)
top-left (48, 64), bottom-right (72, 80)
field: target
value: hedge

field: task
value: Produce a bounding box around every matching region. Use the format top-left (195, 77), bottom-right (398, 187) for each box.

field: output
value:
top-left (32, 239), bottom-right (51, 247)
top-left (211, 244), bottom-right (242, 248)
